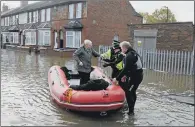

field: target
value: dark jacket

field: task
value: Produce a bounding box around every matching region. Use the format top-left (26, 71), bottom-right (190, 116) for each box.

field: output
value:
top-left (116, 48), bottom-right (143, 81)
top-left (73, 46), bottom-right (100, 73)
top-left (69, 79), bottom-right (109, 91)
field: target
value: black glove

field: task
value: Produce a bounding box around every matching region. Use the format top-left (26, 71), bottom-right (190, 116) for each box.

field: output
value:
top-left (103, 64), bottom-right (109, 67)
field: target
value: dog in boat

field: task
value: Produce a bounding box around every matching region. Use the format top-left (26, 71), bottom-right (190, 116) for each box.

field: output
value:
top-left (61, 66), bottom-right (109, 91)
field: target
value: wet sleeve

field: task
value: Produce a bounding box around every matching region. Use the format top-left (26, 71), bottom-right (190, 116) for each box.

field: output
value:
top-left (73, 48), bottom-right (82, 63)
top-left (116, 53), bottom-right (134, 81)
top-left (92, 48), bottom-right (100, 57)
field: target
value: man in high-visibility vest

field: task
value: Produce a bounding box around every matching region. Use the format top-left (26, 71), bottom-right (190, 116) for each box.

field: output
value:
top-left (101, 40), bottom-right (125, 78)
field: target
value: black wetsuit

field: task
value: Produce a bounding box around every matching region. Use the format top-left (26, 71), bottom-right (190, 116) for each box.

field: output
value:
top-left (116, 48), bottom-right (143, 114)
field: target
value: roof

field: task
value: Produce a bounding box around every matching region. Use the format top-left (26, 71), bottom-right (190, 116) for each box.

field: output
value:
top-left (129, 2), bottom-right (143, 18)
top-left (128, 22), bottom-right (194, 26)
top-left (1, 0), bottom-right (86, 17)
top-left (64, 20), bottom-right (83, 29)
top-left (38, 22), bottom-right (52, 29)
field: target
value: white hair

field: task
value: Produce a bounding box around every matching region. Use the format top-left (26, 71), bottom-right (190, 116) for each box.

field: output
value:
top-left (120, 41), bottom-right (132, 49)
top-left (84, 39), bottom-right (92, 46)
top-left (90, 71), bottom-right (102, 80)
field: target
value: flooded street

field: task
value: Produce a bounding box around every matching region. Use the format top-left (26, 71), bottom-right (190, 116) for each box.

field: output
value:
top-left (1, 50), bottom-right (194, 126)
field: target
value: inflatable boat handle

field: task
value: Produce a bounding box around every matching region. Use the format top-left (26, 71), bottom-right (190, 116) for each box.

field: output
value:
top-left (100, 111), bottom-right (107, 116)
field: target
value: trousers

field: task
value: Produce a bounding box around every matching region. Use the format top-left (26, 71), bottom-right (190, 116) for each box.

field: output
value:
top-left (119, 69), bottom-right (143, 112)
top-left (78, 71), bottom-right (90, 85)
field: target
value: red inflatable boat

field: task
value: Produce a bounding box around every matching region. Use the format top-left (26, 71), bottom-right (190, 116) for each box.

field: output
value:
top-left (48, 65), bottom-right (125, 112)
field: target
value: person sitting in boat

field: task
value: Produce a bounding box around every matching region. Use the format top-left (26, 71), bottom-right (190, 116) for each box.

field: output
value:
top-left (69, 70), bottom-right (109, 91)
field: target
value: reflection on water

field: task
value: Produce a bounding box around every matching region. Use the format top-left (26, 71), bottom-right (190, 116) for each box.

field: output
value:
top-left (1, 50), bottom-right (194, 126)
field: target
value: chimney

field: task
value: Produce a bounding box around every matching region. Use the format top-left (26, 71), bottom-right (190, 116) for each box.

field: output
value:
top-left (20, 1), bottom-right (28, 7)
top-left (2, 3), bottom-right (9, 12)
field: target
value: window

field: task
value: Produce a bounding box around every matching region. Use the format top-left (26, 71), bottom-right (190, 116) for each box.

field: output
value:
top-left (9, 16), bottom-right (13, 25)
top-left (16, 15), bottom-right (19, 24)
top-left (41, 9), bottom-right (46, 22)
top-left (113, 35), bottom-right (119, 41)
top-left (2, 33), bottom-right (10, 43)
top-left (25, 32), bottom-right (36, 45)
top-left (33, 11), bottom-right (38, 23)
top-left (5, 17), bottom-right (9, 26)
top-left (38, 30), bottom-right (51, 46)
top-left (68, 4), bottom-right (74, 19)
top-left (13, 33), bottom-right (18, 43)
top-left (66, 31), bottom-right (81, 48)
top-left (46, 8), bottom-right (51, 21)
top-left (19, 13), bottom-right (27, 24)
top-left (12, 16), bottom-right (16, 25)
top-left (76, 3), bottom-right (82, 18)
top-left (1, 18), bottom-right (5, 26)
top-left (29, 12), bottom-right (32, 23)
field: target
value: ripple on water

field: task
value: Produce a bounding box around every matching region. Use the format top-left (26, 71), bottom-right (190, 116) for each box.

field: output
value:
top-left (1, 50), bottom-right (194, 126)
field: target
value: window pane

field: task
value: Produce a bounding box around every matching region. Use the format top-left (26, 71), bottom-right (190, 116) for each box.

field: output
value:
top-left (69, 4), bottom-right (74, 19)
top-left (76, 3), bottom-right (82, 18)
top-left (66, 31), bottom-right (73, 36)
top-left (41, 9), bottom-right (45, 22)
top-left (19, 13), bottom-right (27, 24)
top-left (46, 8), bottom-right (51, 21)
top-left (44, 31), bottom-right (50, 45)
top-left (75, 31), bottom-right (81, 48)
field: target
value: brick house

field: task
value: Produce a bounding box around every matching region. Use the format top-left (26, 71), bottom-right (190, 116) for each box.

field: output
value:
top-left (51, 0), bottom-right (143, 50)
top-left (128, 22), bottom-right (194, 51)
top-left (1, 0), bottom-right (142, 51)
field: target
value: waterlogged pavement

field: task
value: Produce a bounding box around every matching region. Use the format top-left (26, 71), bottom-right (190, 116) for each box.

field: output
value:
top-left (1, 50), bottom-right (194, 126)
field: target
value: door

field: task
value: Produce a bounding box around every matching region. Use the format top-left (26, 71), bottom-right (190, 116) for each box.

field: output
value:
top-left (54, 32), bottom-right (58, 49)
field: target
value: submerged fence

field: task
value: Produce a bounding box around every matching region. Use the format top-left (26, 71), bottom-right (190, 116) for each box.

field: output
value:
top-left (98, 45), bottom-right (194, 76)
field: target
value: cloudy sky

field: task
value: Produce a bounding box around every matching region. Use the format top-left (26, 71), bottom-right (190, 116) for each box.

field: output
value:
top-left (1, 1), bottom-right (194, 23)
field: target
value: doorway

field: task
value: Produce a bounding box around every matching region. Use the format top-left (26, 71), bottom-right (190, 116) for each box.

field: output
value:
top-left (54, 31), bottom-right (58, 49)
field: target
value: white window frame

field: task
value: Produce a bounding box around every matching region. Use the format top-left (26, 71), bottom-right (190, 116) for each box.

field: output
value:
top-left (13, 32), bottom-right (18, 43)
top-left (68, 4), bottom-right (74, 19)
top-left (16, 15), bottom-right (19, 24)
top-left (76, 3), bottom-right (82, 18)
top-left (25, 31), bottom-right (36, 45)
top-left (12, 16), bottom-right (16, 25)
top-left (66, 31), bottom-right (81, 48)
top-left (1, 18), bottom-right (5, 26)
top-left (41, 9), bottom-right (46, 22)
top-left (33, 11), bottom-right (38, 23)
top-left (29, 12), bottom-right (32, 23)
top-left (46, 8), bottom-right (51, 21)
top-left (38, 30), bottom-right (51, 46)
top-left (19, 13), bottom-right (27, 24)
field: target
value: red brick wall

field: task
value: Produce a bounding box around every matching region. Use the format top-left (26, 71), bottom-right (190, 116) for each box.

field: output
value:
top-left (86, 0), bottom-right (142, 46)
top-left (129, 22), bottom-right (194, 51)
top-left (51, 2), bottom-right (88, 48)
top-left (51, 0), bottom-right (142, 48)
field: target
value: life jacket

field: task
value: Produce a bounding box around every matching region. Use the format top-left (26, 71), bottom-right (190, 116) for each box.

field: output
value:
top-left (101, 48), bottom-right (123, 70)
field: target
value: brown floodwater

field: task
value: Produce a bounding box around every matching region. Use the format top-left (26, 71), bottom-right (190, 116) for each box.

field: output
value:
top-left (1, 49), bottom-right (194, 126)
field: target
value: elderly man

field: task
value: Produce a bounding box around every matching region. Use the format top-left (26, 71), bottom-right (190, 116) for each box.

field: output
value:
top-left (113, 41), bottom-right (143, 115)
top-left (73, 39), bottom-right (101, 85)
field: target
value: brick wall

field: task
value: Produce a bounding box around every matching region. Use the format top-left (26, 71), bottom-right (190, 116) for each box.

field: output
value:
top-left (51, 0), bottom-right (142, 48)
top-left (51, 2), bottom-right (88, 48)
top-left (86, 0), bottom-right (142, 47)
top-left (129, 22), bottom-right (194, 51)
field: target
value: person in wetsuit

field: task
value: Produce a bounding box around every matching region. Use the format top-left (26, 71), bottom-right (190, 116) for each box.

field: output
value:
top-left (101, 40), bottom-right (124, 78)
top-left (113, 41), bottom-right (143, 115)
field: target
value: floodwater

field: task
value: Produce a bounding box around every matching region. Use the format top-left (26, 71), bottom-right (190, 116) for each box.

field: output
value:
top-left (1, 49), bottom-right (194, 126)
